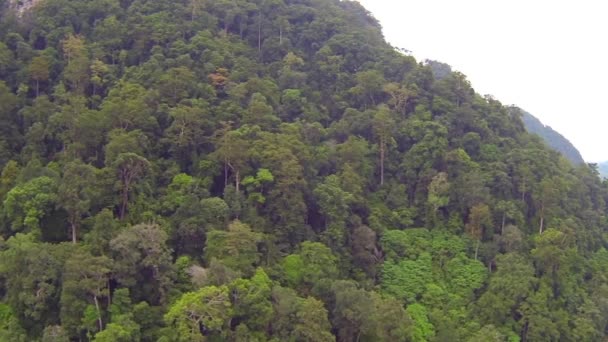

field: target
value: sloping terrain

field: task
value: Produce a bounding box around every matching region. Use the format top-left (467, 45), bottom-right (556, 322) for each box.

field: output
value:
top-left (0, 0), bottom-right (606, 341)
top-left (521, 111), bottom-right (585, 165)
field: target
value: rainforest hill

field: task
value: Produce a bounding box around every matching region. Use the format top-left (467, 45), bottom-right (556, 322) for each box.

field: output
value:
top-left (520, 111), bottom-right (585, 165)
top-left (427, 60), bottom-right (585, 166)
top-left (0, 0), bottom-right (607, 341)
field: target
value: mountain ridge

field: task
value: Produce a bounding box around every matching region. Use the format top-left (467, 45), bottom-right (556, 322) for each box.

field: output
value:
top-left (520, 110), bottom-right (585, 165)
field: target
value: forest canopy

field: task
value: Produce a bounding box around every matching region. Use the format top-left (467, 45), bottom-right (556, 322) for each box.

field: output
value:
top-left (0, 0), bottom-right (607, 341)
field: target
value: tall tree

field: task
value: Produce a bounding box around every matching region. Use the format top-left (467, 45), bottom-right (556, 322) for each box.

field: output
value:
top-left (372, 105), bottom-right (394, 186)
top-left (111, 153), bottom-right (150, 220)
top-left (28, 56), bottom-right (50, 97)
top-left (57, 162), bottom-right (96, 243)
top-left (213, 122), bottom-right (250, 193)
top-left (204, 220), bottom-right (262, 275)
top-left (465, 204), bottom-right (492, 260)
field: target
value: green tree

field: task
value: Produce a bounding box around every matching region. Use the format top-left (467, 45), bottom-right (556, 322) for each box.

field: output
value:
top-left (465, 203), bottom-right (492, 260)
top-left (93, 288), bottom-right (140, 342)
top-left (0, 234), bottom-right (63, 336)
top-left (212, 122), bottom-right (250, 193)
top-left (57, 162), bottom-right (96, 243)
top-left (381, 252), bottom-right (432, 303)
top-left (293, 296), bottom-right (334, 342)
top-left (111, 153), bottom-right (150, 220)
top-left (406, 303), bottom-right (435, 342)
top-left (110, 224), bottom-right (174, 304)
top-left (100, 82), bottom-right (156, 132)
top-left (62, 34), bottom-right (89, 93)
top-left (372, 105), bottom-right (394, 185)
top-left (3, 176), bottom-right (58, 234)
top-left (165, 285), bottom-right (233, 341)
top-left (60, 249), bottom-right (111, 337)
top-left (204, 220), bottom-right (262, 275)
top-left (427, 172), bottom-right (450, 227)
top-left (229, 268), bottom-right (273, 333)
top-left (313, 175), bottom-right (353, 254)
top-left (331, 280), bottom-right (375, 342)
top-left (29, 56), bottom-right (51, 97)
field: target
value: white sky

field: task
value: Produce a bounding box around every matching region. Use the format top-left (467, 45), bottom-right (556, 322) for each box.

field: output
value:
top-left (356, 0), bottom-right (608, 162)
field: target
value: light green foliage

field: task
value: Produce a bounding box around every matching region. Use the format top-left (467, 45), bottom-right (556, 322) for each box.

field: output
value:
top-left (281, 254), bottom-right (304, 287)
top-left (444, 253), bottom-right (487, 302)
top-left (406, 303), bottom-right (435, 342)
top-left (242, 168), bottom-right (274, 204)
top-left (165, 285), bottom-right (233, 341)
top-left (380, 229), bottom-right (432, 261)
top-left (381, 252), bottom-right (433, 302)
top-left (230, 268), bottom-right (273, 332)
top-left (0, 303), bottom-right (27, 342)
top-left (3, 176), bottom-right (58, 233)
top-left (161, 173), bottom-right (195, 213)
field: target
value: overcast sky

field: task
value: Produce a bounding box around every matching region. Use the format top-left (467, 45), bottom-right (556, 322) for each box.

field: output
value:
top-left (357, 0), bottom-right (608, 162)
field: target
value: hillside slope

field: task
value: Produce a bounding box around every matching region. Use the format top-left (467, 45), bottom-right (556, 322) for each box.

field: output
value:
top-left (0, 0), bottom-right (607, 341)
top-left (521, 111), bottom-right (585, 164)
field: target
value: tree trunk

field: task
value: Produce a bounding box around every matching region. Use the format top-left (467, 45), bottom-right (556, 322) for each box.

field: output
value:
top-left (224, 159), bottom-right (229, 187)
top-left (235, 169), bottom-right (240, 193)
top-left (379, 141), bottom-right (385, 185)
top-left (36, 79), bottom-right (40, 97)
top-left (539, 205), bottom-right (544, 234)
top-left (258, 12), bottom-right (262, 55)
top-left (93, 294), bottom-right (103, 331)
top-left (501, 212), bottom-right (506, 235)
top-left (71, 221), bottom-right (77, 244)
top-left (107, 277), bottom-right (111, 307)
top-left (521, 320), bottom-right (529, 342)
top-left (120, 182), bottom-right (129, 220)
top-left (474, 239), bottom-right (480, 261)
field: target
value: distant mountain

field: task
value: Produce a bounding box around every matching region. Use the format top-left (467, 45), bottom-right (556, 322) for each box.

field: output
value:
top-left (520, 111), bottom-right (585, 165)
